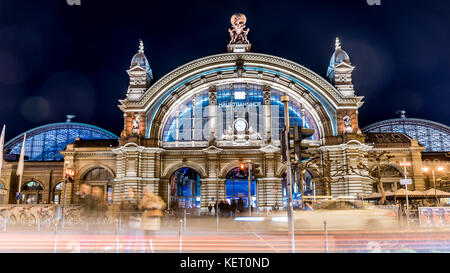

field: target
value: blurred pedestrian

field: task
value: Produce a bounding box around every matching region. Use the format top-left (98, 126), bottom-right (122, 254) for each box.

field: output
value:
top-left (208, 204), bottom-right (213, 216)
top-left (238, 197), bottom-right (244, 214)
top-left (138, 185), bottom-right (166, 253)
top-left (231, 199), bottom-right (237, 216)
top-left (76, 183), bottom-right (93, 222)
top-left (120, 188), bottom-right (140, 253)
top-left (218, 201), bottom-right (224, 216)
top-left (225, 202), bottom-right (230, 217)
top-left (91, 187), bottom-right (107, 224)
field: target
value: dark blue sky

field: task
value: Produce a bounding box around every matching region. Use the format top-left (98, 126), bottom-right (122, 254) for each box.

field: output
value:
top-left (0, 0), bottom-right (449, 140)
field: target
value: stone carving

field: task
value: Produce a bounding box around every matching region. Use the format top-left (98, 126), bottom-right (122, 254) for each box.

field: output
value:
top-left (208, 131), bottom-right (217, 146)
top-left (132, 114), bottom-right (141, 135)
top-left (228, 13), bottom-right (250, 44)
top-left (263, 85), bottom-right (271, 105)
top-left (208, 85), bottom-right (217, 105)
top-left (343, 115), bottom-right (353, 134)
top-left (222, 126), bottom-right (235, 140)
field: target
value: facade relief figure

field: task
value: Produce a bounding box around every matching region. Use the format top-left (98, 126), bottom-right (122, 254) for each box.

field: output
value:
top-left (222, 126), bottom-right (235, 141)
top-left (343, 116), bottom-right (353, 134)
top-left (248, 126), bottom-right (261, 140)
top-left (132, 114), bottom-right (141, 136)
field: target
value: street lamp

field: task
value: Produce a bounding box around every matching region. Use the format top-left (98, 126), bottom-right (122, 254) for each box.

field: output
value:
top-left (62, 168), bottom-right (75, 229)
top-left (422, 159), bottom-right (445, 203)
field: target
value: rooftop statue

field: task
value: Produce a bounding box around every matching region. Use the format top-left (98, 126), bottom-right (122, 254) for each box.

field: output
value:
top-left (228, 13), bottom-right (250, 45)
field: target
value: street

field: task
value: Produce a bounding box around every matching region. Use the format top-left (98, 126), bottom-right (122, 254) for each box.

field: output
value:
top-left (1, 217), bottom-right (449, 253)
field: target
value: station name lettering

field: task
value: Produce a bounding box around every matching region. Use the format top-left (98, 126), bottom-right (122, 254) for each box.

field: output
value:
top-left (218, 101), bottom-right (262, 107)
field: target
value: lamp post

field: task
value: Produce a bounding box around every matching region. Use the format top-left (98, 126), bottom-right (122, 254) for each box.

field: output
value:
top-left (62, 168), bottom-right (75, 229)
top-left (422, 159), bottom-right (444, 203)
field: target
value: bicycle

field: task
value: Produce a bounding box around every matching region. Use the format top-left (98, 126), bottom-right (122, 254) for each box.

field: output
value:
top-left (7, 207), bottom-right (18, 225)
top-left (65, 207), bottom-right (82, 226)
top-left (18, 207), bottom-right (37, 227)
top-left (37, 206), bottom-right (55, 228)
top-left (0, 208), bottom-right (11, 227)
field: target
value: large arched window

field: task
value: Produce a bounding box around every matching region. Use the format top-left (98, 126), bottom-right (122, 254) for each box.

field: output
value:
top-left (370, 165), bottom-right (403, 192)
top-left (169, 168), bottom-right (201, 209)
top-left (161, 83), bottom-right (320, 145)
top-left (21, 181), bottom-right (44, 204)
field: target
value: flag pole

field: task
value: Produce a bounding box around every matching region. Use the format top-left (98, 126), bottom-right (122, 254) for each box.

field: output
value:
top-left (16, 134), bottom-right (26, 204)
top-left (0, 125), bottom-right (5, 180)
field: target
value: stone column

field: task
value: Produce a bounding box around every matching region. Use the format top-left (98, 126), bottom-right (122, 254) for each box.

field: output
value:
top-left (259, 145), bottom-right (283, 210)
top-left (202, 147), bottom-right (223, 212)
top-left (201, 178), bottom-right (226, 210)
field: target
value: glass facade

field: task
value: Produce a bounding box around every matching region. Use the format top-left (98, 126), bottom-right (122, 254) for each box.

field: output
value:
top-left (363, 119), bottom-right (450, 152)
top-left (5, 122), bottom-right (118, 161)
top-left (162, 83), bottom-right (320, 143)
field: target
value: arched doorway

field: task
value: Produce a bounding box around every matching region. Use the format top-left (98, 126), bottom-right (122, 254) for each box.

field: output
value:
top-left (169, 168), bottom-right (201, 210)
top-left (281, 169), bottom-right (313, 208)
top-left (52, 182), bottom-right (63, 204)
top-left (371, 165), bottom-right (403, 192)
top-left (225, 167), bottom-right (257, 209)
top-left (21, 181), bottom-right (44, 204)
top-left (81, 167), bottom-right (114, 204)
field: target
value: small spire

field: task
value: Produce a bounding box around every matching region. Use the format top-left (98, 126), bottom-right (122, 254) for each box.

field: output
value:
top-left (396, 110), bottom-right (406, 119)
top-left (66, 115), bottom-right (76, 123)
top-left (335, 37), bottom-right (341, 50)
top-left (139, 39), bottom-right (144, 53)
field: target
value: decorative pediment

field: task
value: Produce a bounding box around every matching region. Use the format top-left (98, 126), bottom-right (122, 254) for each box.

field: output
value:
top-left (260, 144), bottom-right (281, 153)
top-left (202, 145), bottom-right (223, 154)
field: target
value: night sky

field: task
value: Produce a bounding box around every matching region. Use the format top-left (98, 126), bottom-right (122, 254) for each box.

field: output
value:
top-left (0, 0), bottom-right (449, 141)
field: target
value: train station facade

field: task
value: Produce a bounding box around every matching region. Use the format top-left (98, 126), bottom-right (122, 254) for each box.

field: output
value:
top-left (1, 14), bottom-right (448, 211)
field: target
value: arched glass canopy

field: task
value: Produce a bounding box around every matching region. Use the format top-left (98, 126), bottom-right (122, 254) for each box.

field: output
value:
top-left (363, 118), bottom-right (450, 152)
top-left (4, 122), bottom-right (118, 161)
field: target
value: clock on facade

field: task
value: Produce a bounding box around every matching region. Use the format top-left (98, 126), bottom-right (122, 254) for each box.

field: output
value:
top-left (234, 118), bottom-right (247, 132)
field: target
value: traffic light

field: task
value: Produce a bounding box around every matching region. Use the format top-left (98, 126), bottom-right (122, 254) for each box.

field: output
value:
top-left (239, 162), bottom-right (247, 176)
top-left (294, 126), bottom-right (314, 161)
top-left (280, 127), bottom-right (296, 164)
top-left (281, 126), bottom-right (315, 164)
top-left (65, 168), bottom-right (76, 182)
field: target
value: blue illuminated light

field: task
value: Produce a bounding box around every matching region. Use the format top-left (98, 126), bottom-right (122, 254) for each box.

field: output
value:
top-left (147, 66), bottom-right (338, 137)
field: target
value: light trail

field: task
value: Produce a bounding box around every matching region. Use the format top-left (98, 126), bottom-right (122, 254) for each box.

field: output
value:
top-left (0, 229), bottom-right (449, 253)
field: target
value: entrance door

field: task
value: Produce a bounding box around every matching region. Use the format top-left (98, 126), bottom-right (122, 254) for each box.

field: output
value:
top-left (225, 167), bottom-right (257, 208)
top-left (169, 168), bottom-right (202, 210)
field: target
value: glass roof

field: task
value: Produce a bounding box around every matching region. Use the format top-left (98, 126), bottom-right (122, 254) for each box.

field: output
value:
top-left (4, 122), bottom-right (118, 161)
top-left (362, 118), bottom-right (450, 152)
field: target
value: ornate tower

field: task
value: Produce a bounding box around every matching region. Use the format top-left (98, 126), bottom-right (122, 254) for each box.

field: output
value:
top-left (126, 40), bottom-right (153, 101)
top-left (327, 37), bottom-right (355, 97)
top-left (120, 40), bottom-right (151, 140)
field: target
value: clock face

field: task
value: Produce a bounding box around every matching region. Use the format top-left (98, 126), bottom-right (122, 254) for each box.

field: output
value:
top-left (234, 119), bottom-right (247, 132)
